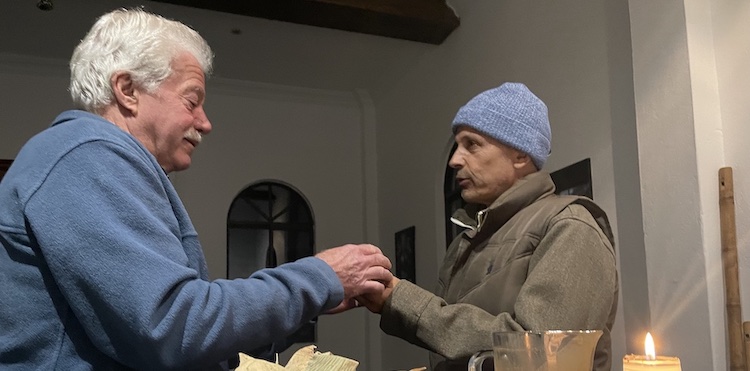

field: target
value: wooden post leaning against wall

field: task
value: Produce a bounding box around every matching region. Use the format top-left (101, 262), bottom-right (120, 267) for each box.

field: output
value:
top-left (719, 167), bottom-right (746, 371)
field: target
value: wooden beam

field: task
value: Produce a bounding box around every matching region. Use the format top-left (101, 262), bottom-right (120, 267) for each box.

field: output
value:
top-left (151, 0), bottom-right (460, 44)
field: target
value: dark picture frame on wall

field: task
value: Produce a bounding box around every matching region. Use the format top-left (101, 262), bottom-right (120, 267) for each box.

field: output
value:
top-left (0, 160), bottom-right (13, 183)
top-left (550, 158), bottom-right (593, 199)
top-left (395, 226), bottom-right (416, 284)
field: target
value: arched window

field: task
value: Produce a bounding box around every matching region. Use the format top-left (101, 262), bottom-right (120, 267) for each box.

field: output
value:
top-left (226, 181), bottom-right (316, 343)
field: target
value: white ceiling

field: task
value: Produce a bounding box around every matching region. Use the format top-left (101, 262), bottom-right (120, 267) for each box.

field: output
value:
top-left (2, 0), bottom-right (435, 92)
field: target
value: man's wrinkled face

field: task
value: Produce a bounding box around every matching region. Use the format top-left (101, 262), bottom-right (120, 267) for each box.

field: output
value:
top-left (449, 126), bottom-right (522, 206)
top-left (132, 53), bottom-right (211, 173)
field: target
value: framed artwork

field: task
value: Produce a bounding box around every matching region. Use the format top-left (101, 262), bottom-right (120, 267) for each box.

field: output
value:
top-left (0, 160), bottom-right (13, 183)
top-left (550, 158), bottom-right (593, 199)
top-left (395, 226), bottom-right (416, 283)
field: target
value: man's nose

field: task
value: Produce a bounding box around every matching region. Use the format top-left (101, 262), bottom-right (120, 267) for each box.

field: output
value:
top-left (196, 109), bottom-right (212, 135)
top-left (448, 152), bottom-right (463, 169)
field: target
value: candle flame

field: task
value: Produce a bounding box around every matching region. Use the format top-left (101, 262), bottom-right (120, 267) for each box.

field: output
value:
top-left (645, 332), bottom-right (656, 360)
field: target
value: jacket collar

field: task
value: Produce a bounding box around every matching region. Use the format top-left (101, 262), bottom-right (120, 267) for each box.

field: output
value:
top-left (451, 171), bottom-right (556, 235)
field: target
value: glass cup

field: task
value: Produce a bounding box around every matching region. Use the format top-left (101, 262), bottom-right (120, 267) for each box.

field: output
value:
top-left (468, 330), bottom-right (602, 371)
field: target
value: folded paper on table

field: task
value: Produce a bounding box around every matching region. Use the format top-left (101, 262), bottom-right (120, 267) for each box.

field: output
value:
top-left (235, 345), bottom-right (359, 371)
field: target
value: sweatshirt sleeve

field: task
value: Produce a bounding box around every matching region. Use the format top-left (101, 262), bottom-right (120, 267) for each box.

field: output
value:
top-left (380, 205), bottom-right (616, 360)
top-left (24, 139), bottom-right (343, 369)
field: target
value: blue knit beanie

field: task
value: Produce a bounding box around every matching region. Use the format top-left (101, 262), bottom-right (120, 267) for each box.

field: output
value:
top-left (451, 82), bottom-right (551, 169)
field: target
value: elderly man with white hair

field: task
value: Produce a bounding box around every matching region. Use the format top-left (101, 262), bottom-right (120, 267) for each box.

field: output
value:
top-left (0, 8), bottom-right (392, 370)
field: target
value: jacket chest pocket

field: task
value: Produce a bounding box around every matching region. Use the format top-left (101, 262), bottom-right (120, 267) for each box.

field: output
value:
top-left (448, 241), bottom-right (509, 300)
top-left (451, 239), bottom-right (535, 305)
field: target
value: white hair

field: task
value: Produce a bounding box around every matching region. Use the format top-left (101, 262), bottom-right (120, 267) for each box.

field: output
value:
top-left (69, 8), bottom-right (214, 113)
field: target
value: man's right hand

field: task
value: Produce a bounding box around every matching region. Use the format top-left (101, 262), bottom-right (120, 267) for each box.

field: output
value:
top-left (315, 244), bottom-right (393, 312)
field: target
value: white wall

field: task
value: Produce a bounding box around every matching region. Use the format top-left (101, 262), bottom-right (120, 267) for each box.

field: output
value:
top-left (0, 56), bottom-right (71, 158)
top-left (712, 0), bottom-right (750, 369)
top-left (714, 0), bottom-right (750, 317)
top-left (630, 1), bottom-right (716, 369)
top-left (629, 0), bottom-right (750, 369)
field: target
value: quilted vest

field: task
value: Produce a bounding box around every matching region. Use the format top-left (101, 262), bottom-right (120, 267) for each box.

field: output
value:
top-left (439, 195), bottom-right (614, 320)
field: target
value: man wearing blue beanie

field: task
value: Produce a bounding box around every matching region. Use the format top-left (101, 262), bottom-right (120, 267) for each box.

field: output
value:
top-left (359, 83), bottom-right (618, 371)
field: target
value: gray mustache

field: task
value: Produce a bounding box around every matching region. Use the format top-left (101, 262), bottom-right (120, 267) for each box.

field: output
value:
top-left (185, 130), bottom-right (202, 145)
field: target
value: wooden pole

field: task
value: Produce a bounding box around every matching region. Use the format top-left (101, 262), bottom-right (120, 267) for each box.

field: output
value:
top-left (744, 322), bottom-right (750, 371)
top-left (719, 167), bottom-right (746, 371)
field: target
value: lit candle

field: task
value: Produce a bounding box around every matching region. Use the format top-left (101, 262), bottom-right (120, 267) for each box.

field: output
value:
top-left (623, 333), bottom-right (682, 371)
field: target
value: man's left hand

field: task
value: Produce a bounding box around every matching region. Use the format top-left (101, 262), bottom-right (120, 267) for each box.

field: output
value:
top-left (356, 277), bottom-right (400, 314)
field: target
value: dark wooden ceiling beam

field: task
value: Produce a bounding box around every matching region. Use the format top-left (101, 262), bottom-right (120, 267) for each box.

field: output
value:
top-left (150, 0), bottom-right (460, 44)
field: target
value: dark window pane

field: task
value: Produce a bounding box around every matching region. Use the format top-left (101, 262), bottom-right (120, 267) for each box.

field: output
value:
top-left (227, 181), bottom-right (316, 343)
top-left (227, 228), bottom-right (269, 277)
top-left (550, 158), bottom-right (593, 199)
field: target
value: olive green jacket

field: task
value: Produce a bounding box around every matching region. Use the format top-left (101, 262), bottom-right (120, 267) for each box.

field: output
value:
top-left (380, 172), bottom-right (618, 371)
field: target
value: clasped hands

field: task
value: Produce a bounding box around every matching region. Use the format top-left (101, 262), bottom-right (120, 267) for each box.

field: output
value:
top-left (315, 244), bottom-right (400, 314)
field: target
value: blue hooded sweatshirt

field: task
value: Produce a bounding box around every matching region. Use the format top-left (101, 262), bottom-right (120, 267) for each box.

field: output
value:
top-left (0, 110), bottom-right (343, 370)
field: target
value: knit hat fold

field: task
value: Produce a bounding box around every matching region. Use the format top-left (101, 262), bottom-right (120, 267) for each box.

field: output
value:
top-left (451, 82), bottom-right (551, 169)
